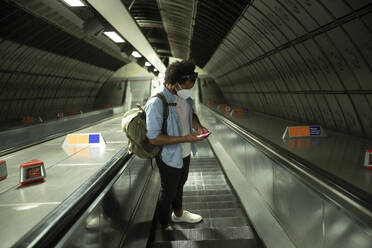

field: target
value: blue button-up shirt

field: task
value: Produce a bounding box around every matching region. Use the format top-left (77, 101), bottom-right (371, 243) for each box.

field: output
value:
top-left (145, 85), bottom-right (197, 168)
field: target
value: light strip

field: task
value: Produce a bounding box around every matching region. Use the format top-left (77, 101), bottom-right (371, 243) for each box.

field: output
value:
top-left (87, 0), bottom-right (166, 72)
top-left (145, 62), bottom-right (151, 67)
top-left (103, 31), bottom-right (125, 43)
top-left (131, 51), bottom-right (142, 58)
top-left (62, 0), bottom-right (86, 7)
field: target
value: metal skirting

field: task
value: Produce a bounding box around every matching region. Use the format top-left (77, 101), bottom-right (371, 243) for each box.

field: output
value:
top-left (150, 149), bottom-right (263, 248)
top-left (199, 105), bottom-right (372, 248)
top-left (55, 156), bottom-right (158, 248)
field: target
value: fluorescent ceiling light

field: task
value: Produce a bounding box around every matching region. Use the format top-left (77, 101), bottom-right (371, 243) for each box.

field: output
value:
top-left (154, 68), bottom-right (158, 72)
top-left (145, 62), bottom-right (151, 67)
top-left (103, 31), bottom-right (125, 43)
top-left (131, 51), bottom-right (142, 58)
top-left (62, 0), bottom-right (86, 7)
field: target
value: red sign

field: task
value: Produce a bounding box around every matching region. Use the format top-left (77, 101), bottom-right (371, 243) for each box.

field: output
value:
top-left (27, 167), bottom-right (41, 179)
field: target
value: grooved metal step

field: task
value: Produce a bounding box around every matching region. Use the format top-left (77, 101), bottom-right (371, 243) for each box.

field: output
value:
top-left (150, 153), bottom-right (262, 248)
top-left (183, 201), bottom-right (239, 210)
top-left (184, 178), bottom-right (227, 185)
top-left (171, 216), bottom-right (250, 230)
top-left (184, 208), bottom-right (245, 218)
top-left (183, 184), bottom-right (231, 191)
top-left (152, 239), bottom-right (260, 248)
top-left (182, 194), bottom-right (237, 203)
top-left (182, 189), bottom-right (232, 196)
top-left (153, 226), bottom-right (254, 242)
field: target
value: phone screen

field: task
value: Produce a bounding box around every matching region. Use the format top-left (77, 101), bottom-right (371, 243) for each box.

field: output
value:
top-left (197, 132), bottom-right (211, 138)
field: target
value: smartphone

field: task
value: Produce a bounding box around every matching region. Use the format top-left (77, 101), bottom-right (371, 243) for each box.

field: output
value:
top-left (197, 132), bottom-right (211, 138)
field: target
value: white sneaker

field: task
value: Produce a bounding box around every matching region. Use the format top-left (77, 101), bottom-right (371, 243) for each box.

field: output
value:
top-left (171, 210), bottom-right (202, 223)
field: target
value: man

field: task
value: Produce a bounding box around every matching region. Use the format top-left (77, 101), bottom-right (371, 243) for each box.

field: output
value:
top-left (145, 61), bottom-right (209, 230)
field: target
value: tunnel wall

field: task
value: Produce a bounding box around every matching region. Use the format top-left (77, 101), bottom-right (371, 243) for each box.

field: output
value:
top-left (0, 40), bottom-right (114, 126)
top-left (0, 1), bottom-right (126, 129)
top-left (199, 78), bottom-right (226, 105)
top-left (204, 0), bottom-right (372, 138)
top-left (94, 80), bottom-right (127, 109)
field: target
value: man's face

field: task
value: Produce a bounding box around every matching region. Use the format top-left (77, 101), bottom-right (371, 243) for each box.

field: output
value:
top-left (177, 72), bottom-right (198, 89)
top-left (178, 80), bottom-right (195, 90)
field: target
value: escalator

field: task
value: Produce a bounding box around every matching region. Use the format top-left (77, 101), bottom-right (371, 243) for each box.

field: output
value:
top-left (150, 151), bottom-right (263, 248)
top-left (11, 106), bottom-right (372, 248)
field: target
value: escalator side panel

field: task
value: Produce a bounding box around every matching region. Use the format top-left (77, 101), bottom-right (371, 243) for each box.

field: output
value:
top-left (200, 106), bottom-right (372, 248)
top-left (56, 157), bottom-right (154, 248)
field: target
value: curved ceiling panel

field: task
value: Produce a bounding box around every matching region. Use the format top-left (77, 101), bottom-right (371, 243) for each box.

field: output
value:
top-left (0, 1), bottom-right (126, 71)
top-left (158, 0), bottom-right (195, 59)
top-left (123, 0), bottom-right (172, 59)
top-left (204, 0), bottom-right (372, 138)
top-left (190, 0), bottom-right (251, 67)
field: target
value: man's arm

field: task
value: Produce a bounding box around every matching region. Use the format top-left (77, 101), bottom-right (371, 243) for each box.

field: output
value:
top-left (192, 113), bottom-right (202, 130)
top-left (193, 113), bottom-right (209, 134)
top-left (149, 133), bottom-right (204, 146)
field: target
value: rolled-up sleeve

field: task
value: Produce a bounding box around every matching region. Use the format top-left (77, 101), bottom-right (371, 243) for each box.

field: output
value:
top-left (145, 97), bottom-right (163, 139)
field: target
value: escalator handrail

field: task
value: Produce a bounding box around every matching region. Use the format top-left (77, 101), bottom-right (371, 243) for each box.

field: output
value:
top-left (204, 105), bottom-right (372, 223)
top-left (12, 147), bottom-right (133, 248)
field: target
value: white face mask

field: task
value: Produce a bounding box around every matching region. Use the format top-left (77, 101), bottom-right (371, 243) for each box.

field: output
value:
top-left (176, 83), bottom-right (191, 99)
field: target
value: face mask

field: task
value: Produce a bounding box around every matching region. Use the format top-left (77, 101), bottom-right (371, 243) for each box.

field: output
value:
top-left (176, 83), bottom-right (191, 99)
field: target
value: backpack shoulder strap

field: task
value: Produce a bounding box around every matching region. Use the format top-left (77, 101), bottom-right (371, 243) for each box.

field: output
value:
top-left (155, 93), bottom-right (173, 134)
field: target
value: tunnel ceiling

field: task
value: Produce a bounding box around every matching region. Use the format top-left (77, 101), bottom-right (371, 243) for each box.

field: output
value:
top-left (3, 0), bottom-right (130, 71)
top-left (203, 0), bottom-right (372, 138)
top-left (121, 0), bottom-right (172, 63)
top-left (121, 0), bottom-right (251, 68)
top-left (190, 0), bottom-right (251, 67)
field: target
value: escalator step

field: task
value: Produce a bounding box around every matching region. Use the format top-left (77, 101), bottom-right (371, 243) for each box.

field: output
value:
top-left (187, 171), bottom-right (224, 176)
top-left (182, 194), bottom-right (236, 203)
top-left (183, 189), bottom-right (232, 196)
top-left (183, 201), bottom-right (239, 210)
top-left (189, 168), bottom-right (223, 172)
top-left (185, 181), bottom-right (227, 186)
top-left (183, 185), bottom-right (230, 191)
top-left (189, 163), bottom-right (219, 167)
top-left (187, 174), bottom-right (226, 180)
top-left (170, 217), bottom-right (249, 229)
top-left (153, 226), bottom-right (254, 242)
top-left (185, 178), bottom-right (227, 184)
top-left (151, 239), bottom-right (260, 248)
top-left (185, 208), bottom-right (244, 218)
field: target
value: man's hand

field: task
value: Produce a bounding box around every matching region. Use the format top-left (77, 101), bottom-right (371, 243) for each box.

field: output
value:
top-left (197, 126), bottom-right (209, 134)
top-left (185, 132), bottom-right (207, 143)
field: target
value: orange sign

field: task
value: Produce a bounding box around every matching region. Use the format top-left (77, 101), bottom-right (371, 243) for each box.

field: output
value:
top-left (288, 126), bottom-right (310, 137)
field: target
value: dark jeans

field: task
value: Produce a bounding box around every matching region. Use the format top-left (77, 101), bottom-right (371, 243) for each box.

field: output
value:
top-left (156, 155), bottom-right (190, 226)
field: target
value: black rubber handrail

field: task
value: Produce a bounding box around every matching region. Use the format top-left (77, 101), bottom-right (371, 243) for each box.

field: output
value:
top-left (204, 105), bottom-right (372, 222)
top-left (12, 148), bottom-right (133, 248)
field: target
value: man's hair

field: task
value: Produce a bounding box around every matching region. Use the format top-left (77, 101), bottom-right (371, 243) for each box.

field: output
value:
top-left (164, 60), bottom-right (196, 85)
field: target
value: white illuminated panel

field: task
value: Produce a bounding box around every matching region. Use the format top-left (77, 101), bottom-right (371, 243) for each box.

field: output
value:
top-left (145, 62), bottom-right (151, 66)
top-left (103, 31), bottom-right (125, 43)
top-left (131, 51), bottom-right (142, 58)
top-left (62, 0), bottom-right (86, 7)
top-left (154, 68), bottom-right (158, 71)
top-left (87, 0), bottom-right (166, 72)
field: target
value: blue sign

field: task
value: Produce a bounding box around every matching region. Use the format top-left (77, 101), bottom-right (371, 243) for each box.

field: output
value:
top-left (89, 134), bottom-right (100, 143)
top-left (309, 126), bottom-right (321, 136)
